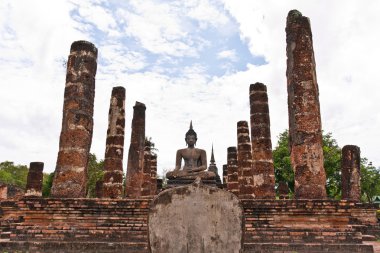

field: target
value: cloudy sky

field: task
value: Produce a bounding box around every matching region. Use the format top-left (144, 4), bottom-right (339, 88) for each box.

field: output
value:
top-left (1, 0), bottom-right (379, 177)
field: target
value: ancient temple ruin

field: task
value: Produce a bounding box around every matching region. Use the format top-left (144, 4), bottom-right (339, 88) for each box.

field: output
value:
top-left (0, 10), bottom-right (379, 253)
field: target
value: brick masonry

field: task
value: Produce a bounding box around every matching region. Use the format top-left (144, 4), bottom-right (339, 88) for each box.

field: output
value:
top-left (0, 199), bottom-right (377, 252)
top-left (342, 145), bottom-right (361, 202)
top-left (285, 10), bottom-right (327, 199)
top-left (102, 86), bottom-right (126, 199)
top-left (249, 82), bottom-right (276, 199)
top-left (227, 147), bottom-right (239, 195)
top-left (237, 121), bottom-right (254, 198)
top-left (25, 162), bottom-right (44, 197)
top-left (150, 154), bottom-right (157, 195)
top-left (50, 40), bottom-right (98, 198)
top-left (125, 102), bottom-right (146, 197)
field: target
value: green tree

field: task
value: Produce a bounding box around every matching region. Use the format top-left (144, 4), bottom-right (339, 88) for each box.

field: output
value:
top-left (273, 130), bottom-right (341, 199)
top-left (361, 160), bottom-right (380, 203)
top-left (0, 161), bottom-right (28, 188)
top-left (86, 153), bottom-right (104, 198)
top-left (42, 172), bottom-right (54, 197)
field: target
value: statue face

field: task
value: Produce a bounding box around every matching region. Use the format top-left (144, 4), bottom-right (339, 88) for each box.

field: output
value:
top-left (185, 134), bottom-right (197, 146)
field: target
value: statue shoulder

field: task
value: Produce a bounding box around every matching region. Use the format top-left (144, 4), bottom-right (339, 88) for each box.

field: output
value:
top-left (195, 148), bottom-right (206, 154)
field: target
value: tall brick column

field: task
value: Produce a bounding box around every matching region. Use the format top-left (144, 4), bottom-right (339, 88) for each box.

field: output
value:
top-left (102, 86), bottom-right (126, 199)
top-left (125, 102), bottom-right (146, 197)
top-left (250, 82), bottom-right (276, 199)
top-left (141, 145), bottom-right (152, 196)
top-left (150, 154), bottom-right (158, 195)
top-left (25, 162), bottom-right (44, 197)
top-left (286, 10), bottom-right (327, 199)
top-left (341, 145), bottom-right (361, 202)
top-left (222, 164), bottom-right (228, 189)
top-left (237, 121), bottom-right (254, 198)
top-left (227, 147), bottom-right (239, 195)
top-left (51, 40), bottom-right (98, 198)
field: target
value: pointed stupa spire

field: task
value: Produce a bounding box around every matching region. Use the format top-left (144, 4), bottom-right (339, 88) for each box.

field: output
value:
top-left (210, 144), bottom-right (215, 164)
top-left (190, 120), bottom-right (193, 130)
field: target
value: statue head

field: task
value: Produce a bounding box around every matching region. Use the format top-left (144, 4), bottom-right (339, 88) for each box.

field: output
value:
top-left (185, 121), bottom-right (197, 146)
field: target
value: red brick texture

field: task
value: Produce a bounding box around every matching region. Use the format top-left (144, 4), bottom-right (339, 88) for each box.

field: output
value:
top-left (51, 41), bottom-right (98, 198)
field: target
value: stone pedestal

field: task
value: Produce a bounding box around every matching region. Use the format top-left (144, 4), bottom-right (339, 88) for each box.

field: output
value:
top-left (341, 145), bottom-right (361, 202)
top-left (102, 86), bottom-right (125, 199)
top-left (250, 82), bottom-right (276, 199)
top-left (25, 162), bottom-right (44, 197)
top-left (149, 179), bottom-right (243, 253)
top-left (286, 10), bottom-right (327, 199)
top-left (51, 40), bottom-right (98, 198)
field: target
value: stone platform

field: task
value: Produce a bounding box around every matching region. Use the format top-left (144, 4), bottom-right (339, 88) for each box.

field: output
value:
top-left (0, 197), bottom-right (378, 252)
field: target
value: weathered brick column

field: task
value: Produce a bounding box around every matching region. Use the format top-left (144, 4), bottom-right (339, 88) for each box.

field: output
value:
top-left (223, 164), bottom-right (228, 189)
top-left (150, 154), bottom-right (157, 195)
top-left (286, 10), bottom-right (327, 199)
top-left (237, 121), bottom-right (254, 198)
top-left (51, 40), bottom-right (98, 198)
top-left (125, 102), bottom-right (146, 197)
top-left (102, 86), bottom-right (126, 199)
top-left (227, 147), bottom-right (239, 195)
top-left (25, 162), bottom-right (44, 197)
top-left (141, 145), bottom-right (152, 196)
top-left (0, 183), bottom-right (7, 200)
top-left (250, 83), bottom-right (276, 199)
top-left (341, 145), bottom-right (361, 202)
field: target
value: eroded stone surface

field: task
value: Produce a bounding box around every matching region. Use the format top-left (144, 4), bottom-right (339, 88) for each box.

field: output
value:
top-left (125, 102), bottom-right (146, 197)
top-left (222, 164), bottom-right (228, 189)
top-left (286, 10), bottom-right (327, 199)
top-left (237, 121), bottom-right (254, 198)
top-left (227, 147), bottom-right (239, 195)
top-left (149, 180), bottom-right (243, 253)
top-left (150, 154), bottom-right (158, 195)
top-left (102, 86), bottom-right (125, 199)
top-left (0, 183), bottom-right (7, 199)
top-left (342, 145), bottom-right (361, 202)
top-left (250, 82), bottom-right (276, 199)
top-left (25, 162), bottom-right (44, 197)
top-left (141, 145), bottom-right (152, 196)
top-left (51, 40), bottom-right (98, 198)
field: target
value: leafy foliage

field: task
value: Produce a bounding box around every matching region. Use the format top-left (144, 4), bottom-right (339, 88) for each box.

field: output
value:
top-left (0, 161), bottom-right (28, 188)
top-left (361, 160), bottom-right (380, 203)
top-left (273, 130), bottom-right (342, 196)
top-left (86, 153), bottom-right (104, 198)
top-left (42, 172), bottom-right (54, 197)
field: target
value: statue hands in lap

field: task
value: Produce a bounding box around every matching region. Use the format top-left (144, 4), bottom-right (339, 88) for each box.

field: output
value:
top-left (166, 122), bottom-right (215, 180)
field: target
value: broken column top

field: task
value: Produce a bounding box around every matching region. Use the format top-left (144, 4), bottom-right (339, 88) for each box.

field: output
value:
top-left (250, 82), bottom-right (267, 92)
top-left (70, 40), bottom-right (98, 56)
top-left (287, 9), bottom-right (304, 22)
top-left (134, 101), bottom-right (146, 109)
top-left (112, 86), bottom-right (126, 95)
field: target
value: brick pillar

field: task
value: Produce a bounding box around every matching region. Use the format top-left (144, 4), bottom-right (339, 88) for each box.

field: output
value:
top-left (150, 154), bottom-right (158, 195)
top-left (125, 102), bottom-right (146, 197)
top-left (250, 83), bottom-right (276, 199)
top-left (102, 86), bottom-right (126, 199)
top-left (222, 164), bottom-right (228, 189)
top-left (341, 145), bottom-right (361, 202)
top-left (237, 121), bottom-right (254, 198)
top-left (25, 162), bottom-right (44, 197)
top-left (286, 10), bottom-right (327, 199)
top-left (51, 40), bottom-right (98, 198)
top-left (141, 145), bottom-right (152, 196)
top-left (0, 184), bottom-right (7, 200)
top-left (227, 147), bottom-right (239, 195)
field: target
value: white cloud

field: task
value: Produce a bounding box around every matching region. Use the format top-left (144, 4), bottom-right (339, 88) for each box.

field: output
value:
top-left (1, 0), bottom-right (380, 180)
top-left (217, 49), bottom-right (238, 61)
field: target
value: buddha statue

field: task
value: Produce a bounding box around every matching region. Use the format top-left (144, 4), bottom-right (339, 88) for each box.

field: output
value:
top-left (166, 122), bottom-right (216, 181)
